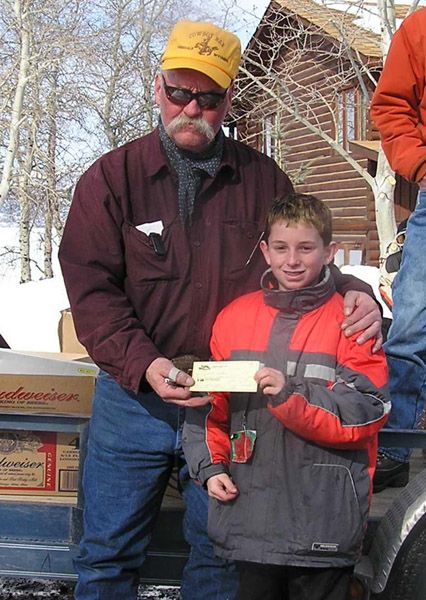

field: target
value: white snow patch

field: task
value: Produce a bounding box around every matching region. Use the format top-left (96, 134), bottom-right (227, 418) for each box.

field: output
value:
top-left (0, 224), bottom-right (69, 352)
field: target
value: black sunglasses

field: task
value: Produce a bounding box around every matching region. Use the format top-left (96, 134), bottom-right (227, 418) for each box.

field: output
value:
top-left (161, 75), bottom-right (227, 110)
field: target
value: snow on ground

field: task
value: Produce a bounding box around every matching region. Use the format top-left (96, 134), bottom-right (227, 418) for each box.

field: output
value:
top-left (0, 580), bottom-right (179, 599)
top-left (0, 225), bottom-right (69, 352)
top-left (0, 275), bottom-right (70, 352)
top-left (340, 263), bottom-right (392, 320)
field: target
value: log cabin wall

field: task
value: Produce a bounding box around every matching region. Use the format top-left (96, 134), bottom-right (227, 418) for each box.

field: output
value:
top-left (234, 0), bottom-right (390, 268)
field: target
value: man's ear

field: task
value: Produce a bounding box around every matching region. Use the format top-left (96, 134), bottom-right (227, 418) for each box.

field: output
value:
top-left (154, 72), bottom-right (162, 106)
top-left (224, 81), bottom-right (234, 114)
top-left (325, 241), bottom-right (338, 265)
top-left (260, 239), bottom-right (271, 266)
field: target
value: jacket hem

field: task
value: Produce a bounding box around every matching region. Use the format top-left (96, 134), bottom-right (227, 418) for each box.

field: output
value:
top-left (213, 546), bottom-right (358, 568)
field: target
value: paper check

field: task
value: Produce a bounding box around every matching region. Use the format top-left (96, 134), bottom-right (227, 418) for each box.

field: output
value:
top-left (190, 361), bottom-right (261, 392)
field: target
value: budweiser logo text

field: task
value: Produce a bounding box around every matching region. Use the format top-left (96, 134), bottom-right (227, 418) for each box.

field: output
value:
top-left (0, 386), bottom-right (80, 402)
top-left (0, 457), bottom-right (44, 469)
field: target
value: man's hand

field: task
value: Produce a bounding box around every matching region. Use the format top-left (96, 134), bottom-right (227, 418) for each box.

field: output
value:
top-left (255, 367), bottom-right (285, 395)
top-left (419, 175), bottom-right (426, 190)
top-left (145, 357), bottom-right (212, 407)
top-left (206, 473), bottom-right (239, 502)
top-left (341, 291), bottom-right (383, 352)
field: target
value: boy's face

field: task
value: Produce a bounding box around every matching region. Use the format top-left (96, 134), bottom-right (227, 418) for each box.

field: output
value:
top-left (260, 220), bottom-right (337, 291)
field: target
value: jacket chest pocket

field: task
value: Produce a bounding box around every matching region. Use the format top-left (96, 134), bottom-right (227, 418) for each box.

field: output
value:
top-left (222, 221), bottom-right (263, 281)
top-left (123, 220), bottom-right (184, 283)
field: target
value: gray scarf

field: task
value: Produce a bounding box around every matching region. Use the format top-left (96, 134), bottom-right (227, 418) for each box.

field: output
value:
top-left (159, 120), bottom-right (224, 224)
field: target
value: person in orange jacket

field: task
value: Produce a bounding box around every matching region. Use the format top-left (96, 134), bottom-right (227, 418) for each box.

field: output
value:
top-left (371, 7), bottom-right (426, 492)
top-left (183, 193), bottom-right (390, 600)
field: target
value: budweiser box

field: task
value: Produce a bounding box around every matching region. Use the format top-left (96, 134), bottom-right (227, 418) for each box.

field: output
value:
top-left (0, 429), bottom-right (79, 496)
top-left (0, 349), bottom-right (98, 417)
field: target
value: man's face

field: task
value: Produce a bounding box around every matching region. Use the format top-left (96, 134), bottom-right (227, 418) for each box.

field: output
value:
top-left (155, 68), bottom-right (232, 153)
top-left (260, 221), bottom-right (337, 291)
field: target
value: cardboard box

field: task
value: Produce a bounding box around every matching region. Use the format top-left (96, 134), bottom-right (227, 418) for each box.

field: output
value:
top-left (58, 309), bottom-right (86, 354)
top-left (0, 349), bottom-right (98, 416)
top-left (0, 430), bottom-right (79, 496)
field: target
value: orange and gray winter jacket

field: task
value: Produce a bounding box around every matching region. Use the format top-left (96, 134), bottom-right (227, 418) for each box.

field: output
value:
top-left (183, 268), bottom-right (390, 568)
top-left (371, 8), bottom-right (426, 182)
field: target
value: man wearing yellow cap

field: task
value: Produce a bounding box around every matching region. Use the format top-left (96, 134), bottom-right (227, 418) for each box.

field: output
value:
top-left (59, 19), bottom-right (382, 600)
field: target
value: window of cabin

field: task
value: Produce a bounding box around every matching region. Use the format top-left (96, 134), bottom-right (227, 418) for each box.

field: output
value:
top-left (334, 241), bottom-right (365, 267)
top-left (263, 112), bottom-right (287, 167)
top-left (223, 121), bottom-right (237, 139)
top-left (261, 112), bottom-right (287, 167)
top-left (263, 113), bottom-right (277, 159)
top-left (336, 88), bottom-right (367, 149)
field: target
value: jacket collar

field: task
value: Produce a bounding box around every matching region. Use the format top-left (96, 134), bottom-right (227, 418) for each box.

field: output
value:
top-left (262, 266), bottom-right (336, 314)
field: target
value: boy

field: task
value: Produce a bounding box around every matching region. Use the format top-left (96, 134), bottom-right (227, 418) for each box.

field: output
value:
top-left (183, 193), bottom-right (390, 600)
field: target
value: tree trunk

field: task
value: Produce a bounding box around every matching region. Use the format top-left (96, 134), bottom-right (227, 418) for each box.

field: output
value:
top-left (16, 112), bottom-right (37, 282)
top-left (373, 149), bottom-right (397, 258)
top-left (19, 196), bottom-right (31, 283)
top-left (44, 205), bottom-right (53, 279)
top-left (0, 0), bottom-right (30, 207)
top-left (44, 69), bottom-right (60, 279)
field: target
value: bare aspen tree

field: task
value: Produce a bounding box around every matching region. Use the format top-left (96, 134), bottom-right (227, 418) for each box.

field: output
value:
top-left (0, 0), bottom-right (30, 208)
top-left (16, 89), bottom-right (37, 283)
top-left (0, 0), bottom-right (88, 280)
top-left (77, 0), bottom-right (222, 152)
top-left (0, 0), bottom-right (240, 281)
top-left (43, 66), bottom-right (61, 279)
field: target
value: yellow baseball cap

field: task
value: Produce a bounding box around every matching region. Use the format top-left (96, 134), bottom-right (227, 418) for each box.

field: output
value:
top-left (161, 20), bottom-right (241, 89)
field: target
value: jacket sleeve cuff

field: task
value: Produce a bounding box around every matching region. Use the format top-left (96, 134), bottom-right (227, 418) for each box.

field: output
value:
top-left (267, 377), bottom-right (301, 407)
top-left (198, 462), bottom-right (230, 487)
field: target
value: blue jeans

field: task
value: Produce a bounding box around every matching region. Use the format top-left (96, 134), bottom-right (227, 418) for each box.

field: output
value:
top-left (382, 190), bottom-right (426, 462)
top-left (74, 371), bottom-right (238, 600)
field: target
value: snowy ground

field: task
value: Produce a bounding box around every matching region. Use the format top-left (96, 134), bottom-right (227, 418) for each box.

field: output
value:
top-left (0, 225), bottom-right (68, 352)
top-left (0, 580), bottom-right (180, 599)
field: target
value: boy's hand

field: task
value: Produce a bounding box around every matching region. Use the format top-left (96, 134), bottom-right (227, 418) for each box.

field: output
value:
top-left (255, 367), bottom-right (285, 395)
top-left (206, 474), bottom-right (239, 502)
top-left (341, 291), bottom-right (383, 352)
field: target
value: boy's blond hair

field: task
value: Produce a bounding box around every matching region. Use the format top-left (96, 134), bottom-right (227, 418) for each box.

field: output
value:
top-left (265, 193), bottom-right (333, 245)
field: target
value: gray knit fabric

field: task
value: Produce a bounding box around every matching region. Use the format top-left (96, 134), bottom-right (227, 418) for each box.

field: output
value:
top-left (158, 120), bottom-right (224, 224)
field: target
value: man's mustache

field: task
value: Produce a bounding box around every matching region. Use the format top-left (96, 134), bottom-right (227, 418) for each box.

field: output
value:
top-left (166, 115), bottom-right (215, 143)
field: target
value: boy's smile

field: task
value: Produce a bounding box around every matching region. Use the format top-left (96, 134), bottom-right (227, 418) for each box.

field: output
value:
top-left (260, 221), bottom-right (337, 291)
